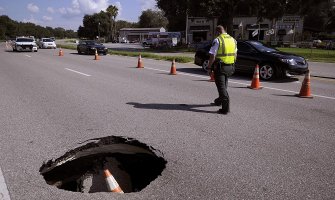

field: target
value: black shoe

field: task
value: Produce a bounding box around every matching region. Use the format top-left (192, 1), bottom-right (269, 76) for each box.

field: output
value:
top-left (213, 98), bottom-right (222, 106)
top-left (217, 109), bottom-right (228, 114)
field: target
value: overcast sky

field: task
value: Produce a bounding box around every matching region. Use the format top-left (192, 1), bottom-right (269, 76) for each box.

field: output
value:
top-left (0, 0), bottom-right (157, 30)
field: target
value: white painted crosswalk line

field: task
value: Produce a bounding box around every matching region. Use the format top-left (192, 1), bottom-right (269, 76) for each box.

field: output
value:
top-left (0, 167), bottom-right (11, 200)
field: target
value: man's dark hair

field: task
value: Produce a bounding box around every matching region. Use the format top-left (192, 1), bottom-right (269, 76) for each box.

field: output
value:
top-left (216, 25), bottom-right (225, 33)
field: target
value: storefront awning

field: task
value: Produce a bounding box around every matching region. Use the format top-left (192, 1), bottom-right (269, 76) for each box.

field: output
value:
top-left (246, 24), bottom-right (269, 30)
top-left (190, 25), bottom-right (210, 31)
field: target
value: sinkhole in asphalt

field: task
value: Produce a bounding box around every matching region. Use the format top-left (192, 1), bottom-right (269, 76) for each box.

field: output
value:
top-left (39, 136), bottom-right (167, 193)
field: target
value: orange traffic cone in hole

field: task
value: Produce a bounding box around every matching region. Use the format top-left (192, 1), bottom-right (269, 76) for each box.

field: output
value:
top-left (170, 59), bottom-right (177, 75)
top-left (137, 54), bottom-right (143, 68)
top-left (209, 71), bottom-right (215, 82)
top-left (58, 48), bottom-right (64, 56)
top-left (94, 49), bottom-right (100, 60)
top-left (248, 64), bottom-right (263, 90)
top-left (296, 70), bottom-right (313, 98)
top-left (104, 169), bottom-right (124, 193)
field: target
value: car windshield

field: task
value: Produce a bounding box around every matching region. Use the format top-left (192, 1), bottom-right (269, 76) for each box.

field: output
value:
top-left (43, 39), bottom-right (53, 42)
top-left (17, 38), bottom-right (34, 42)
top-left (248, 41), bottom-right (277, 52)
top-left (86, 41), bottom-right (99, 45)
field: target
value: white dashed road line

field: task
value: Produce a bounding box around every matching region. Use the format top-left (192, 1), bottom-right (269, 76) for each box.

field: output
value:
top-left (0, 167), bottom-right (11, 200)
top-left (145, 67), bottom-right (335, 100)
top-left (25, 55), bottom-right (31, 58)
top-left (65, 68), bottom-right (91, 77)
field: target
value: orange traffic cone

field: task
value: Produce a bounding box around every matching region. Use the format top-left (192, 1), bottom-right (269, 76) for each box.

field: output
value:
top-left (94, 49), bottom-right (100, 60)
top-left (170, 59), bottom-right (177, 75)
top-left (296, 70), bottom-right (313, 98)
top-left (209, 71), bottom-right (215, 82)
top-left (58, 48), bottom-right (64, 56)
top-left (137, 54), bottom-right (143, 68)
top-left (104, 169), bottom-right (124, 193)
top-left (248, 64), bottom-right (263, 90)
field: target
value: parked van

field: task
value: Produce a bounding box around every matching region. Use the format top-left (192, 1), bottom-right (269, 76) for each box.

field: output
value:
top-left (143, 32), bottom-right (181, 48)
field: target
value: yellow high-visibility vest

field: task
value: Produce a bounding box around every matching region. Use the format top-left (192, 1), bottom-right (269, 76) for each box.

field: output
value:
top-left (217, 33), bottom-right (236, 64)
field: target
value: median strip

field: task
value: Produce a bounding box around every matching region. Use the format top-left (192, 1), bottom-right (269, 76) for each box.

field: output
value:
top-left (65, 68), bottom-right (91, 77)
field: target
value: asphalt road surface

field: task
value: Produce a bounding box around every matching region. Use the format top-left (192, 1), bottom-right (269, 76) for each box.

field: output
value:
top-left (0, 44), bottom-right (335, 200)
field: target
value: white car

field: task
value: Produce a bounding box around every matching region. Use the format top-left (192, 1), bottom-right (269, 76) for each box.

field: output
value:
top-left (38, 38), bottom-right (57, 49)
top-left (12, 37), bottom-right (38, 52)
top-left (120, 38), bottom-right (129, 43)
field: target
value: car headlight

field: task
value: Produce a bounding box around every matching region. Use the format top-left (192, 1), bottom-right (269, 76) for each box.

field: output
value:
top-left (90, 47), bottom-right (96, 50)
top-left (280, 58), bottom-right (297, 65)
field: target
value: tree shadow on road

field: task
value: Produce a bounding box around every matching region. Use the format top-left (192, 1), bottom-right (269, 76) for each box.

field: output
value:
top-left (127, 102), bottom-right (218, 114)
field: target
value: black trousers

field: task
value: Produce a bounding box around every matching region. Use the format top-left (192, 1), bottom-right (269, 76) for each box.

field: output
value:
top-left (214, 64), bottom-right (230, 112)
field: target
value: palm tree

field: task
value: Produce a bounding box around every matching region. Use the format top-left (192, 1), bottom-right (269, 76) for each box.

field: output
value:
top-left (106, 5), bottom-right (119, 42)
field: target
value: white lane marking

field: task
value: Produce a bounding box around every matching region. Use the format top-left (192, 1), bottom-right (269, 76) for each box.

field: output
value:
top-left (25, 55), bottom-right (31, 58)
top-left (0, 167), bottom-right (11, 200)
top-left (144, 67), bottom-right (335, 100)
top-left (65, 68), bottom-right (91, 77)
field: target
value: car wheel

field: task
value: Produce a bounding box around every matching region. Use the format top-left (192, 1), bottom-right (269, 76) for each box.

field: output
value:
top-left (259, 64), bottom-right (276, 80)
top-left (202, 60), bottom-right (210, 72)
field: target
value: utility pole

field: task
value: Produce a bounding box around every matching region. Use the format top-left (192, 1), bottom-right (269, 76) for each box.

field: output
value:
top-left (258, 23), bottom-right (260, 41)
top-left (185, 0), bottom-right (189, 45)
top-left (185, 13), bottom-right (188, 44)
top-left (98, 22), bottom-right (100, 39)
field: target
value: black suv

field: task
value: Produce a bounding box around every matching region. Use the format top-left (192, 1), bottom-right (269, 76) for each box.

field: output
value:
top-left (194, 40), bottom-right (309, 80)
top-left (77, 40), bottom-right (108, 55)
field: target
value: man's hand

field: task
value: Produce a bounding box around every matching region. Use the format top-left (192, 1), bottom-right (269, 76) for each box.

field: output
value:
top-left (208, 69), bottom-right (213, 76)
top-left (208, 54), bottom-right (215, 75)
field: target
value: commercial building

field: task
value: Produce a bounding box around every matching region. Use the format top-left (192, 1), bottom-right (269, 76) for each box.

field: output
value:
top-left (185, 17), bottom-right (218, 44)
top-left (185, 16), bottom-right (304, 44)
top-left (118, 27), bottom-right (166, 43)
top-left (233, 16), bottom-right (304, 43)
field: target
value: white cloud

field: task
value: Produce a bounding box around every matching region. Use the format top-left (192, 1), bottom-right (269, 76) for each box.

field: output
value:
top-left (58, 0), bottom-right (110, 18)
top-left (42, 16), bottom-right (53, 21)
top-left (23, 15), bottom-right (39, 24)
top-left (47, 7), bottom-right (55, 14)
top-left (75, 0), bottom-right (109, 14)
top-left (114, 2), bottom-right (122, 19)
top-left (27, 3), bottom-right (39, 13)
top-left (58, 8), bottom-right (67, 15)
top-left (67, 7), bottom-right (81, 15)
top-left (138, 0), bottom-right (157, 11)
top-left (0, 7), bottom-right (5, 15)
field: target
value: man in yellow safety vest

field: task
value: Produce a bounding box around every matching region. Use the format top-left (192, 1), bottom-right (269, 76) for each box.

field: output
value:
top-left (207, 25), bottom-right (237, 114)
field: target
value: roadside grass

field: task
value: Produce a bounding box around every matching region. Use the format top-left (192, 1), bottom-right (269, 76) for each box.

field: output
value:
top-left (57, 44), bottom-right (193, 63)
top-left (278, 48), bottom-right (335, 63)
top-left (57, 43), bottom-right (335, 63)
top-left (109, 50), bottom-right (194, 63)
top-left (58, 44), bottom-right (76, 50)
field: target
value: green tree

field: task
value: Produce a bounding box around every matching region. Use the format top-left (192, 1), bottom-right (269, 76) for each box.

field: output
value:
top-left (156, 0), bottom-right (188, 31)
top-left (106, 5), bottom-right (119, 41)
top-left (0, 15), bottom-right (76, 39)
top-left (78, 11), bottom-right (110, 39)
top-left (116, 20), bottom-right (138, 30)
top-left (138, 9), bottom-right (168, 28)
top-left (157, 0), bottom-right (333, 35)
top-left (156, 0), bottom-right (244, 34)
